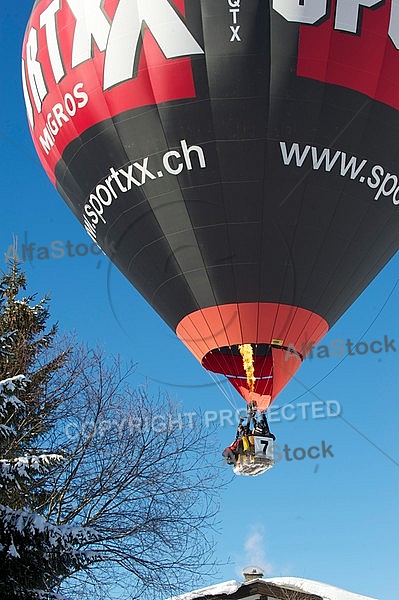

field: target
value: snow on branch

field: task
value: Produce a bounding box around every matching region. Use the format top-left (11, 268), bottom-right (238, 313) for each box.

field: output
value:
top-left (0, 331), bottom-right (16, 357)
top-left (0, 454), bottom-right (65, 486)
top-left (0, 503), bottom-right (100, 549)
top-left (0, 374), bottom-right (26, 397)
top-left (0, 375), bottom-right (27, 440)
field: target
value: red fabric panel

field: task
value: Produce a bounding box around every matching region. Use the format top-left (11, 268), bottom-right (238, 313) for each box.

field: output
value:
top-left (297, 0), bottom-right (399, 111)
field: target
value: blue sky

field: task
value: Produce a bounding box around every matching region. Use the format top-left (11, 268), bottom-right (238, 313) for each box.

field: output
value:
top-left (1, 3), bottom-right (399, 599)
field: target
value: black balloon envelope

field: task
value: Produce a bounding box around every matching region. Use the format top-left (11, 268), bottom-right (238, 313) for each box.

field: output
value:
top-left (22, 0), bottom-right (399, 411)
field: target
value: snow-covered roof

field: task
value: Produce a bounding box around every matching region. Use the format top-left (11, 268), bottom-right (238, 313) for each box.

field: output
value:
top-left (264, 577), bottom-right (377, 600)
top-left (166, 576), bottom-right (378, 600)
top-left (166, 580), bottom-right (240, 600)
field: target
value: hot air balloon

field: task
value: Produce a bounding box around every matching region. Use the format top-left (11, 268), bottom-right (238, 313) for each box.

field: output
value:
top-left (22, 1), bottom-right (399, 426)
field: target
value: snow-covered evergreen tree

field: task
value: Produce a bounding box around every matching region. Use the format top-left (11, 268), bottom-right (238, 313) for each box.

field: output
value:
top-left (0, 262), bottom-right (223, 600)
top-left (0, 264), bottom-right (96, 600)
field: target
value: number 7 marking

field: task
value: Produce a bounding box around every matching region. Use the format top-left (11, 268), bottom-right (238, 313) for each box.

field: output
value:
top-left (261, 439), bottom-right (269, 454)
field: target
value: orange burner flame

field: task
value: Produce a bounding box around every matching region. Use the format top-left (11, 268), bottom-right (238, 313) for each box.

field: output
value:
top-left (238, 343), bottom-right (256, 392)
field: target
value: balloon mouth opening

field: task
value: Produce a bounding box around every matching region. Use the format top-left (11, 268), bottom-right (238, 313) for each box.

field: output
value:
top-left (202, 342), bottom-right (298, 373)
top-left (202, 343), bottom-right (293, 409)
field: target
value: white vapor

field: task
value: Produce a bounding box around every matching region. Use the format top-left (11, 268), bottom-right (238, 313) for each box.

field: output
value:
top-left (240, 526), bottom-right (273, 576)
